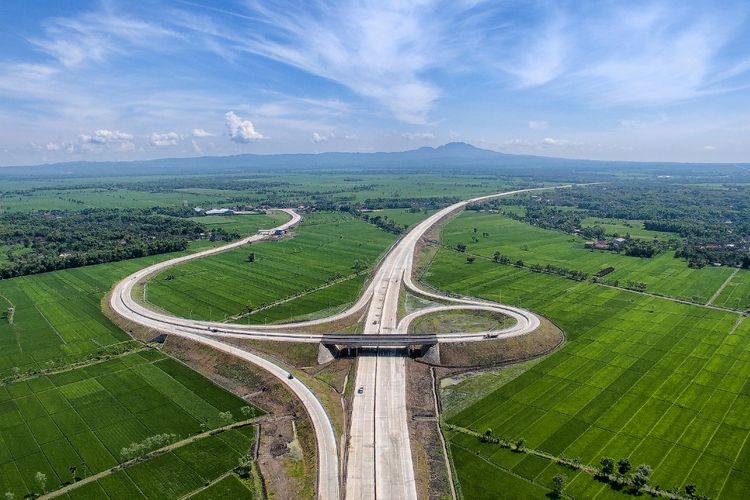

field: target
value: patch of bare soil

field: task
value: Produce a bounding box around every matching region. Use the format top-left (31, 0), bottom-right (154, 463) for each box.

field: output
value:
top-left (406, 359), bottom-right (453, 500)
top-left (161, 337), bottom-right (318, 500)
top-left (226, 338), bottom-right (322, 367)
top-left (434, 316), bottom-right (564, 371)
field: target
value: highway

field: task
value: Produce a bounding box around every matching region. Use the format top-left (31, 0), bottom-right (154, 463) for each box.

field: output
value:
top-left (109, 187), bottom-right (563, 499)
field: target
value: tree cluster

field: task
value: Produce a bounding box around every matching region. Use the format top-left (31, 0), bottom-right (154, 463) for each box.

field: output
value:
top-left (528, 262), bottom-right (589, 281)
top-left (0, 208), bottom-right (238, 278)
top-left (120, 433), bottom-right (179, 461)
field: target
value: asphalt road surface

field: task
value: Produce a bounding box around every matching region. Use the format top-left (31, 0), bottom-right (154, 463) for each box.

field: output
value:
top-left (110, 187), bottom-right (565, 499)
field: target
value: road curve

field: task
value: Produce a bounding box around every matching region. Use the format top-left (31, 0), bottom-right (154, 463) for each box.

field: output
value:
top-left (343, 186), bottom-right (566, 500)
top-left (109, 186), bottom-right (567, 499)
top-left (110, 209), bottom-right (340, 500)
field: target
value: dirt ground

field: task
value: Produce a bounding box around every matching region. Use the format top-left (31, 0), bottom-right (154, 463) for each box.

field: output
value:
top-left (406, 359), bottom-right (453, 500)
top-left (163, 337), bottom-right (318, 500)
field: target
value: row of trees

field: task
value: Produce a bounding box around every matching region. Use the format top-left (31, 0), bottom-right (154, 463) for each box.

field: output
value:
top-left (528, 262), bottom-right (590, 281)
top-left (475, 427), bottom-right (706, 499)
top-left (357, 213), bottom-right (406, 234)
top-left (120, 433), bottom-right (180, 461)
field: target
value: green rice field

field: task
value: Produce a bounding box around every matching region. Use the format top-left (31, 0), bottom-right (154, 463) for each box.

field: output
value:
top-left (441, 211), bottom-right (736, 304)
top-left (0, 351), bottom-right (258, 498)
top-left (712, 270), bottom-right (750, 310)
top-left (426, 250), bottom-right (749, 499)
top-left (147, 212), bottom-right (397, 323)
top-left (580, 216), bottom-right (676, 240)
top-left (62, 429), bottom-right (256, 499)
top-left (189, 211), bottom-right (289, 235)
top-left (0, 239), bottom-right (225, 378)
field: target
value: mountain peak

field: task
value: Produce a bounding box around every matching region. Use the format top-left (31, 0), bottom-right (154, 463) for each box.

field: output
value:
top-left (436, 141), bottom-right (479, 151)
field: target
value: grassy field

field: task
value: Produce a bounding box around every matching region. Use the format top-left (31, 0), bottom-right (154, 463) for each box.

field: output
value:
top-left (409, 309), bottom-right (515, 334)
top-left (188, 473), bottom-right (256, 499)
top-left (0, 240), bottom-right (226, 378)
top-left (712, 270), bottom-right (750, 310)
top-left (62, 428), bottom-right (256, 499)
top-left (580, 216), bottom-right (677, 240)
top-left (363, 208), bottom-right (436, 228)
top-left (0, 351), bottom-right (258, 498)
top-left (426, 250), bottom-right (748, 499)
top-left (189, 211), bottom-right (289, 235)
top-left (0, 173), bottom-right (518, 214)
top-left (441, 211), bottom-right (734, 303)
top-left (146, 212), bottom-right (397, 323)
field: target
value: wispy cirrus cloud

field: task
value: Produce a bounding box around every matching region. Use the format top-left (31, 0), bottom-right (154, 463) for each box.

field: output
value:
top-left (29, 7), bottom-right (177, 68)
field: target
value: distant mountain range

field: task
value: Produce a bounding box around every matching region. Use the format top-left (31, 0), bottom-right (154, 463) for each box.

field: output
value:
top-left (1, 142), bottom-right (747, 181)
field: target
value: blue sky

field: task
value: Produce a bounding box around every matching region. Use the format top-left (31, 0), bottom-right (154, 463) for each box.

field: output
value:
top-left (1, 0), bottom-right (749, 165)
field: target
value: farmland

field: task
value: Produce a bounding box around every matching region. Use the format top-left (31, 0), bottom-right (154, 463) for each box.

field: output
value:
top-left (440, 211), bottom-right (738, 304)
top-left (0, 350), bottom-right (258, 498)
top-left (62, 428), bottom-right (257, 499)
top-left (426, 246), bottom-right (749, 499)
top-left (190, 211), bottom-right (289, 235)
top-left (712, 270), bottom-right (750, 310)
top-left (146, 212), bottom-right (397, 323)
top-left (0, 239), bottom-right (229, 378)
top-left (580, 216), bottom-right (676, 240)
top-left (0, 172), bottom-right (519, 214)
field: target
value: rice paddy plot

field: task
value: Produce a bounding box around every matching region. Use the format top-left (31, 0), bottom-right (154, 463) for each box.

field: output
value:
top-left (712, 269), bottom-right (750, 310)
top-left (147, 212), bottom-right (396, 322)
top-left (426, 250), bottom-right (748, 498)
top-left (0, 351), bottom-right (258, 499)
top-left (189, 211), bottom-right (289, 235)
top-left (440, 211), bottom-right (734, 304)
top-left (0, 240), bottom-right (223, 378)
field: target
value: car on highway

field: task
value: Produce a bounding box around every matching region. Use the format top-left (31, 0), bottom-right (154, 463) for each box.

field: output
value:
top-left (357, 386), bottom-right (364, 395)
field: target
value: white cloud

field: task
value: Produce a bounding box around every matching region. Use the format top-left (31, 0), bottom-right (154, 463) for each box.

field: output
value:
top-left (191, 139), bottom-right (203, 154)
top-left (401, 132), bottom-right (435, 141)
top-left (44, 142), bottom-right (61, 151)
top-left (192, 128), bottom-right (214, 137)
top-left (312, 132), bottom-right (330, 143)
top-left (703, 145), bottom-right (717, 151)
top-left (149, 131), bottom-right (181, 146)
top-left (174, 3), bottom-right (447, 124)
top-left (541, 137), bottom-right (572, 147)
top-left (528, 120), bottom-right (549, 130)
top-left (225, 111), bottom-right (265, 142)
top-left (504, 137), bottom-right (582, 149)
top-left (30, 10), bottom-right (177, 68)
top-left (75, 129), bottom-right (135, 152)
top-left (504, 16), bottom-right (568, 87)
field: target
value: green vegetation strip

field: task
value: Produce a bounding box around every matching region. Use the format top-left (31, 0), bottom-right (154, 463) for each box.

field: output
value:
top-left (446, 424), bottom-right (694, 499)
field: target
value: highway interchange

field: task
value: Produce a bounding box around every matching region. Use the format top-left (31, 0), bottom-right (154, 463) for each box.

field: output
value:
top-left (109, 187), bottom-right (561, 499)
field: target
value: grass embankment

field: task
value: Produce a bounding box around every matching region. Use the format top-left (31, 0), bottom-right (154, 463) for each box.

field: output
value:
top-left (409, 309), bottom-right (516, 334)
